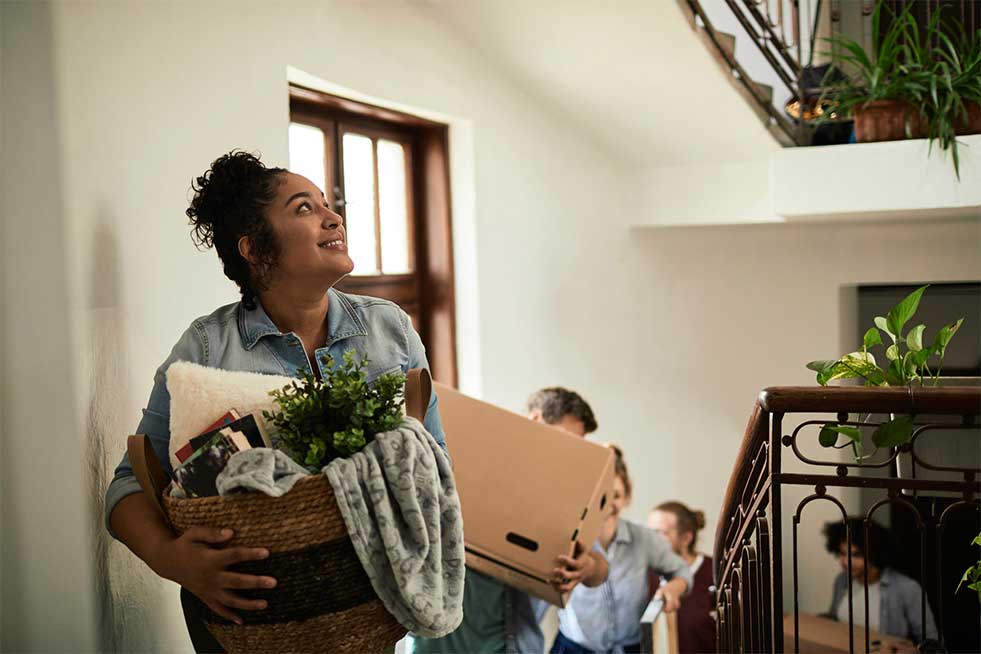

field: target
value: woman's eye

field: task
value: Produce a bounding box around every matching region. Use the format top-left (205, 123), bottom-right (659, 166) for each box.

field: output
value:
top-left (297, 201), bottom-right (312, 213)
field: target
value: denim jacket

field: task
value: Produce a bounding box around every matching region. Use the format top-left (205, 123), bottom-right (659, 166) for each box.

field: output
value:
top-left (104, 288), bottom-right (446, 535)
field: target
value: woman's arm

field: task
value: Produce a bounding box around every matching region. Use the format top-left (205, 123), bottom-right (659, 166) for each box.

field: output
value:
top-left (645, 525), bottom-right (692, 611)
top-left (105, 323), bottom-right (275, 623)
top-left (110, 492), bottom-right (274, 624)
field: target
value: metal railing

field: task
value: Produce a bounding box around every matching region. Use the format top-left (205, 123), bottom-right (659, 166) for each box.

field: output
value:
top-left (684, 0), bottom-right (981, 147)
top-left (714, 386), bottom-right (981, 653)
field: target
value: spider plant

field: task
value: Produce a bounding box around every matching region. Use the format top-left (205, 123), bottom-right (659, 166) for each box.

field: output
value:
top-left (820, 0), bottom-right (981, 179)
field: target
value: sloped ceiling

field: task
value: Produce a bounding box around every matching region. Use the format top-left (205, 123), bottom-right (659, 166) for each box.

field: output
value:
top-left (420, 0), bottom-right (779, 166)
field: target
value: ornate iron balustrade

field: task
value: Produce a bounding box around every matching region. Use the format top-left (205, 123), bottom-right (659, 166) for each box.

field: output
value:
top-left (714, 386), bottom-right (980, 653)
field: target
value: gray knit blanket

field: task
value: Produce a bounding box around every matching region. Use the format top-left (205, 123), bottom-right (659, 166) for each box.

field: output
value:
top-left (215, 417), bottom-right (465, 638)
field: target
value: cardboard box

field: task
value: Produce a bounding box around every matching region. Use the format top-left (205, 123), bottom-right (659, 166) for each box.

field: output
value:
top-left (434, 382), bottom-right (616, 607)
top-left (782, 613), bottom-right (916, 653)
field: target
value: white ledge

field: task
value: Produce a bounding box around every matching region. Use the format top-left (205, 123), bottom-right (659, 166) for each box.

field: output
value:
top-left (771, 134), bottom-right (981, 222)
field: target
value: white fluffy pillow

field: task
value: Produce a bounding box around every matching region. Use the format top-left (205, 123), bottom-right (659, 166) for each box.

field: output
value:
top-left (166, 361), bottom-right (293, 469)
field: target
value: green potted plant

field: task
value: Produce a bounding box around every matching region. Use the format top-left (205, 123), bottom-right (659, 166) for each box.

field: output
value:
top-left (264, 350), bottom-right (407, 468)
top-left (821, 0), bottom-right (981, 178)
top-left (806, 285), bottom-right (964, 460)
top-left (821, 2), bottom-right (931, 142)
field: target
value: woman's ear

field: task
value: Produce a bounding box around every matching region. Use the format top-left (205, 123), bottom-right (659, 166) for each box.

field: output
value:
top-left (238, 235), bottom-right (255, 265)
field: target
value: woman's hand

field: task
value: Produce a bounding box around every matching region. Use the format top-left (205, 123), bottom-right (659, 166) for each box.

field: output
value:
top-left (551, 541), bottom-right (608, 593)
top-left (151, 527), bottom-right (277, 625)
top-left (654, 577), bottom-right (687, 612)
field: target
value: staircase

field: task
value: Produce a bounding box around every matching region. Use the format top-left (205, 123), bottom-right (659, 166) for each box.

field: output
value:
top-left (680, 0), bottom-right (981, 150)
top-left (675, 0), bottom-right (802, 146)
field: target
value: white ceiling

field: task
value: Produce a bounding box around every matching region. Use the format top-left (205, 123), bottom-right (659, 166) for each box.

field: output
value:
top-left (420, 0), bottom-right (779, 166)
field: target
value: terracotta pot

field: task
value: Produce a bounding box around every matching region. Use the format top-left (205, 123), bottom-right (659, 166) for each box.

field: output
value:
top-left (853, 100), bottom-right (926, 142)
top-left (955, 101), bottom-right (981, 135)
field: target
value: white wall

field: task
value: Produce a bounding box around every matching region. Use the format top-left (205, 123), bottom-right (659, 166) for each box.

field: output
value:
top-left (1, 2), bottom-right (97, 651)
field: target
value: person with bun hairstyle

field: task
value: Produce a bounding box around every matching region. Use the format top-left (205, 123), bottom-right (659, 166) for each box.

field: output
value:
top-left (552, 446), bottom-right (691, 654)
top-left (101, 151), bottom-right (452, 652)
top-left (648, 501), bottom-right (717, 654)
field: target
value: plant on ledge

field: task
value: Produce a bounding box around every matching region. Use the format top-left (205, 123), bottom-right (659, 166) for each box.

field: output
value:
top-left (820, 0), bottom-right (981, 178)
top-left (806, 285), bottom-right (964, 460)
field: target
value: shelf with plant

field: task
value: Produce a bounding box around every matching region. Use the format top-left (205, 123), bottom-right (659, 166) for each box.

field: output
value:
top-left (806, 285), bottom-right (964, 461)
top-left (819, 0), bottom-right (981, 178)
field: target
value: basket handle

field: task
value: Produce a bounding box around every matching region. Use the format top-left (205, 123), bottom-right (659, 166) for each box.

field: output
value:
top-left (405, 368), bottom-right (432, 422)
top-left (127, 434), bottom-right (174, 531)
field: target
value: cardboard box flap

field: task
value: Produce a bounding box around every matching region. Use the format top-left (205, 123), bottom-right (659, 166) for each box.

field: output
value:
top-left (435, 382), bottom-right (616, 578)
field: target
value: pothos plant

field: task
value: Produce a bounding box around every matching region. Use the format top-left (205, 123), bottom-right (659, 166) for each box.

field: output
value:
top-left (806, 285), bottom-right (964, 460)
top-left (263, 350), bottom-right (406, 469)
top-left (957, 531), bottom-right (981, 604)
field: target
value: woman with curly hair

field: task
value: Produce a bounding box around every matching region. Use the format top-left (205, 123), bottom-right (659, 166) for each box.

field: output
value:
top-left (101, 151), bottom-right (448, 651)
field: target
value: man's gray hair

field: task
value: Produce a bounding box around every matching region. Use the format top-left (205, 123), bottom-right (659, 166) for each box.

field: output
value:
top-left (525, 387), bottom-right (597, 434)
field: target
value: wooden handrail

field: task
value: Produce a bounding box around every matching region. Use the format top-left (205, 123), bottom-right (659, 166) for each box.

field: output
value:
top-left (759, 385), bottom-right (981, 415)
top-left (713, 399), bottom-right (768, 580)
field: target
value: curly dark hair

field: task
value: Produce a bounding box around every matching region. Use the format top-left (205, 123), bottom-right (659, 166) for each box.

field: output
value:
top-left (525, 387), bottom-right (598, 434)
top-left (823, 517), bottom-right (895, 571)
top-left (186, 151), bottom-right (287, 309)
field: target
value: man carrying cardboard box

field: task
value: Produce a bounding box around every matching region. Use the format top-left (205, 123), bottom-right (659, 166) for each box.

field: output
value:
top-left (410, 387), bottom-right (605, 654)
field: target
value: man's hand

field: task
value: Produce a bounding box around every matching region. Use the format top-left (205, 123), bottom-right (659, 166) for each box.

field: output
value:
top-left (152, 527), bottom-right (277, 625)
top-left (550, 541), bottom-right (608, 593)
top-left (654, 577), bottom-right (687, 612)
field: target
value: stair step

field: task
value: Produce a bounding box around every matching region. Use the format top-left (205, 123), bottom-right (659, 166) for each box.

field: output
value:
top-left (750, 80), bottom-right (774, 105)
top-left (715, 31), bottom-right (737, 60)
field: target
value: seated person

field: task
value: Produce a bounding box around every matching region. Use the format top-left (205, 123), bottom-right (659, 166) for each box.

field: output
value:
top-left (553, 446), bottom-right (691, 654)
top-left (410, 387), bottom-right (606, 654)
top-left (648, 501), bottom-right (716, 654)
top-left (823, 518), bottom-right (937, 644)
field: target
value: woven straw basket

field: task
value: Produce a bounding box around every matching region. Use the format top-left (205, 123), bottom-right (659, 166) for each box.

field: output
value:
top-left (128, 369), bottom-right (432, 654)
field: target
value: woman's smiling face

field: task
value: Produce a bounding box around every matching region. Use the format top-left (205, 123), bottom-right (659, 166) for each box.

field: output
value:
top-left (258, 172), bottom-right (355, 286)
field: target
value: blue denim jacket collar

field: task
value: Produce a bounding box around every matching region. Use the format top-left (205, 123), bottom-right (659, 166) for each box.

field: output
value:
top-left (238, 287), bottom-right (368, 350)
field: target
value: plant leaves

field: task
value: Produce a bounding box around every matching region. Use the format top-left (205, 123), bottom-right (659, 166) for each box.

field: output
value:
top-left (864, 327), bottom-right (883, 349)
top-left (875, 316), bottom-right (895, 342)
top-left (886, 344), bottom-right (900, 361)
top-left (872, 415), bottom-right (915, 448)
top-left (886, 359), bottom-right (905, 386)
top-left (817, 352), bottom-right (886, 386)
top-left (887, 285), bottom-right (928, 339)
top-left (933, 318), bottom-right (965, 357)
top-left (819, 423), bottom-right (862, 448)
top-left (906, 324), bottom-right (926, 352)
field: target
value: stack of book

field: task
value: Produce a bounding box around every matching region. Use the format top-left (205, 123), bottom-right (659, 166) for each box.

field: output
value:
top-left (172, 410), bottom-right (271, 498)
